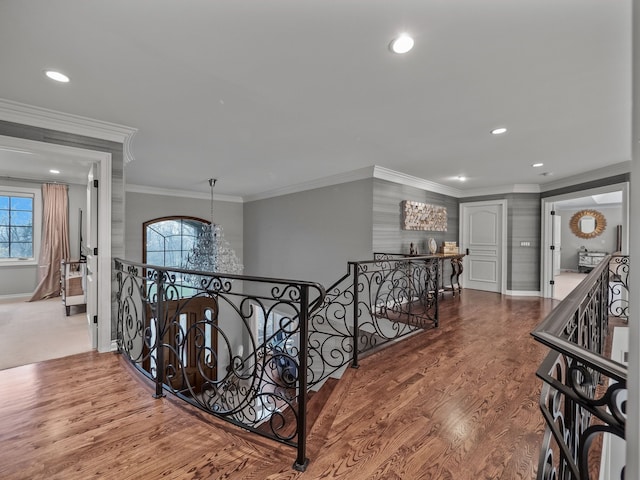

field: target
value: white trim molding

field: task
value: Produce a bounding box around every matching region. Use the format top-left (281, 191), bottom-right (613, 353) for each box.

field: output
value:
top-left (126, 183), bottom-right (243, 203)
top-left (244, 165), bottom-right (463, 202)
top-left (0, 293), bottom-right (32, 301)
top-left (0, 98), bottom-right (137, 164)
top-left (372, 166), bottom-right (463, 197)
top-left (217, 162), bottom-right (631, 203)
top-left (243, 166), bottom-right (376, 202)
top-left (505, 290), bottom-right (541, 297)
top-left (459, 183), bottom-right (541, 197)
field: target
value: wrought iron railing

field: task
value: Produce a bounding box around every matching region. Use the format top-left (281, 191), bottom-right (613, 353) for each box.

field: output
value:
top-left (532, 255), bottom-right (629, 480)
top-left (609, 254), bottom-right (629, 321)
top-left (308, 254), bottom-right (439, 388)
top-left (115, 254), bottom-right (439, 469)
top-left (114, 258), bottom-right (325, 471)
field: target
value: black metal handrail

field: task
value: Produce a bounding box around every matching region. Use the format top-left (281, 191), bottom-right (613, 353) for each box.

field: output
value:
top-left (307, 254), bottom-right (439, 388)
top-left (609, 254), bottom-right (630, 320)
top-left (114, 258), bottom-right (325, 471)
top-left (115, 254), bottom-right (441, 470)
top-left (532, 255), bottom-right (629, 480)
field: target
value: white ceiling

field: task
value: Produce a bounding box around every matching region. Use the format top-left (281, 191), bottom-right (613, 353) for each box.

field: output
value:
top-left (0, 0), bottom-right (632, 198)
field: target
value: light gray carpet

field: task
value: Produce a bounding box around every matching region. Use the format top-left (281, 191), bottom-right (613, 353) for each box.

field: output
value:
top-left (553, 272), bottom-right (588, 300)
top-left (0, 296), bottom-right (92, 370)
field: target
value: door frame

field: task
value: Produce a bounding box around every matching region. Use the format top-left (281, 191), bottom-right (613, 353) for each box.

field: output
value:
top-left (540, 182), bottom-right (629, 299)
top-left (459, 199), bottom-right (508, 295)
top-left (0, 134), bottom-right (113, 352)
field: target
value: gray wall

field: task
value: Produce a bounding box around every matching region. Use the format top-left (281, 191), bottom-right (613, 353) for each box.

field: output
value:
top-left (506, 194), bottom-right (541, 291)
top-left (556, 205), bottom-right (623, 271)
top-left (0, 177), bottom-right (87, 296)
top-left (372, 178), bottom-right (460, 284)
top-left (243, 179), bottom-right (373, 288)
top-left (125, 191), bottom-right (243, 265)
top-left (372, 178), bottom-right (459, 254)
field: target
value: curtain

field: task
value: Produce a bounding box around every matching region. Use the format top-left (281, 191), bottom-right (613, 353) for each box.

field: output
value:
top-left (30, 184), bottom-right (70, 301)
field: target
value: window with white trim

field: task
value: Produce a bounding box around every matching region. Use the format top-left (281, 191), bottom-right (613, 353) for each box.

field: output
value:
top-left (0, 186), bottom-right (41, 264)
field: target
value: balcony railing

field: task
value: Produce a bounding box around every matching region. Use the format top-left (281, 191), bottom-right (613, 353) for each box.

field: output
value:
top-left (308, 254), bottom-right (439, 388)
top-left (532, 255), bottom-right (629, 479)
top-left (114, 254), bottom-right (440, 470)
top-left (114, 259), bottom-right (325, 471)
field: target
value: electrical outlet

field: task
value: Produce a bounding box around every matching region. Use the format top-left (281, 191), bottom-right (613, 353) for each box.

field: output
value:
top-left (520, 241), bottom-right (531, 247)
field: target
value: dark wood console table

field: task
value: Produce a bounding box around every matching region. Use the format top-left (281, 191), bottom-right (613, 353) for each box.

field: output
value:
top-left (433, 253), bottom-right (465, 296)
top-left (395, 252), bottom-right (465, 297)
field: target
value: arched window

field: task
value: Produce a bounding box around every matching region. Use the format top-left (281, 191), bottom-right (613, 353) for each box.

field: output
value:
top-left (143, 216), bottom-right (209, 268)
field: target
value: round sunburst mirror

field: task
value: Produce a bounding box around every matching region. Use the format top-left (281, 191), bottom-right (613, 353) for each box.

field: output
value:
top-left (569, 209), bottom-right (607, 239)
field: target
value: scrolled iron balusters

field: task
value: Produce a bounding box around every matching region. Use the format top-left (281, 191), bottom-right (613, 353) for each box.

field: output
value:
top-left (306, 257), bottom-right (438, 389)
top-left (115, 261), bottom-right (157, 368)
top-left (307, 274), bottom-right (357, 387)
top-left (609, 255), bottom-right (630, 320)
top-left (115, 258), bottom-right (324, 471)
top-left (533, 254), bottom-right (628, 480)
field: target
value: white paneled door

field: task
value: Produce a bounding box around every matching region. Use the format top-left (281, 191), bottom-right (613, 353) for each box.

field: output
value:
top-left (461, 202), bottom-right (504, 293)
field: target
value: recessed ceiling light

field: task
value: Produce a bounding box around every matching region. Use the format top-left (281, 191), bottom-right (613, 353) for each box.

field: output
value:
top-left (45, 70), bottom-right (70, 83)
top-left (532, 163), bottom-right (544, 168)
top-left (49, 169), bottom-right (60, 174)
top-left (389, 34), bottom-right (414, 54)
top-left (490, 127), bottom-right (507, 135)
top-left (457, 176), bottom-right (467, 182)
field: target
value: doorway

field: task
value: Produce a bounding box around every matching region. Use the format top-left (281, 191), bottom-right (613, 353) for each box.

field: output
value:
top-left (541, 183), bottom-right (629, 299)
top-left (0, 134), bottom-right (112, 352)
top-left (459, 200), bottom-right (507, 294)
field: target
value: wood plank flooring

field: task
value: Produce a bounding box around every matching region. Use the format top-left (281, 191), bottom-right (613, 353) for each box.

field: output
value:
top-left (0, 290), bottom-right (556, 479)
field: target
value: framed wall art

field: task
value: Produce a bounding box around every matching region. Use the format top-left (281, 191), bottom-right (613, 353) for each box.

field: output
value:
top-left (402, 200), bottom-right (447, 231)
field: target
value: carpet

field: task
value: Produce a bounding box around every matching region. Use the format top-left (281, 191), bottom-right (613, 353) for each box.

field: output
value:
top-left (0, 296), bottom-right (92, 370)
top-left (553, 271), bottom-right (588, 300)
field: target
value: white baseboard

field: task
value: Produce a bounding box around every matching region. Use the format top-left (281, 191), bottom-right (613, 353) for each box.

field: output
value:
top-left (0, 293), bottom-right (32, 301)
top-left (505, 290), bottom-right (541, 297)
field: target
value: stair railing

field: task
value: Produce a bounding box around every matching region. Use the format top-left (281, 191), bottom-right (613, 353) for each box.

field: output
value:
top-left (114, 258), bottom-right (325, 472)
top-left (532, 255), bottom-right (629, 480)
top-left (115, 254), bottom-right (440, 470)
top-left (307, 254), bottom-right (439, 388)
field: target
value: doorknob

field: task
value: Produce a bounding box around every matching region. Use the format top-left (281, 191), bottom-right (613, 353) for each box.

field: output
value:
top-left (466, 248), bottom-right (470, 255)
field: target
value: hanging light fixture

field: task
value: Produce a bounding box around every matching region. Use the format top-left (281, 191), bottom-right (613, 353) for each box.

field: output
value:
top-left (184, 178), bottom-right (243, 275)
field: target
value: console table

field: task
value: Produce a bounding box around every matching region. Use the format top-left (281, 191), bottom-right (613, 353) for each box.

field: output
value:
top-left (578, 250), bottom-right (607, 273)
top-left (431, 253), bottom-right (465, 296)
top-left (395, 252), bottom-right (465, 297)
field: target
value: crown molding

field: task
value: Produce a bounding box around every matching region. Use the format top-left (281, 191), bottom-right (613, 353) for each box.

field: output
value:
top-left (130, 160), bottom-right (629, 204)
top-left (372, 166), bottom-right (463, 197)
top-left (236, 165), bottom-right (542, 202)
top-left (126, 183), bottom-right (243, 203)
top-left (243, 166), bottom-right (376, 202)
top-left (458, 183), bottom-right (541, 197)
top-left (0, 98), bottom-right (137, 164)
top-left (540, 161), bottom-right (631, 192)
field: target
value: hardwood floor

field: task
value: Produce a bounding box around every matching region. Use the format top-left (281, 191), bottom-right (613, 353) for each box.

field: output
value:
top-left (0, 290), bottom-right (556, 479)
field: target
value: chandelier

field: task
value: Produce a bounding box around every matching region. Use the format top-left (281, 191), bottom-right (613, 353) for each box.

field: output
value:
top-left (184, 178), bottom-right (243, 276)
